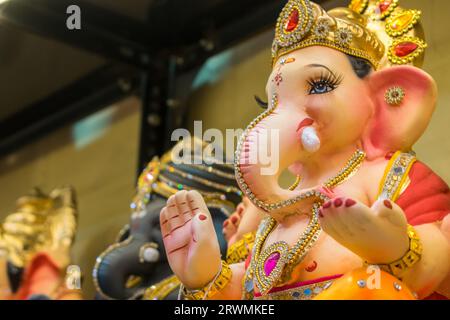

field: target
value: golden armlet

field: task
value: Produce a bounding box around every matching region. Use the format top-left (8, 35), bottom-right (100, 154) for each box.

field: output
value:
top-left (226, 232), bottom-right (256, 264)
top-left (368, 225), bottom-right (422, 278)
top-left (182, 260), bottom-right (232, 300)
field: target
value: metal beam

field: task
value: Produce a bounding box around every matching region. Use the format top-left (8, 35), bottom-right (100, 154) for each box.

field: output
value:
top-left (137, 70), bottom-right (168, 174)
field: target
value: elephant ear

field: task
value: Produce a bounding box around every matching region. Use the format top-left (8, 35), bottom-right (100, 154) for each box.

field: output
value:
top-left (363, 65), bottom-right (438, 159)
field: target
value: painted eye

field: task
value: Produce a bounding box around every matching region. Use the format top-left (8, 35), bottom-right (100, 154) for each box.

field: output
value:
top-left (309, 81), bottom-right (335, 95)
top-left (254, 95), bottom-right (268, 109)
top-left (307, 71), bottom-right (343, 95)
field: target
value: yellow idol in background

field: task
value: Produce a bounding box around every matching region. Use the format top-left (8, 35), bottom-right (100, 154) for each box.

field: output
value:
top-left (0, 187), bottom-right (82, 300)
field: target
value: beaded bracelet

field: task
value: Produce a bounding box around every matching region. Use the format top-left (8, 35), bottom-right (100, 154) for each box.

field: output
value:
top-left (368, 225), bottom-right (422, 279)
top-left (226, 232), bottom-right (256, 264)
top-left (181, 260), bottom-right (232, 300)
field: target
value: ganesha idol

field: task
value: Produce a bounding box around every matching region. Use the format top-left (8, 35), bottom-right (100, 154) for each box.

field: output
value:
top-left (0, 187), bottom-right (81, 300)
top-left (159, 0), bottom-right (450, 300)
top-left (93, 138), bottom-right (243, 300)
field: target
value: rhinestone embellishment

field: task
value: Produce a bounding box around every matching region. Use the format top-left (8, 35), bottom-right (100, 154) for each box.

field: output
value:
top-left (385, 86), bottom-right (405, 106)
top-left (374, 0), bottom-right (399, 20)
top-left (255, 242), bottom-right (290, 295)
top-left (335, 28), bottom-right (353, 47)
top-left (285, 8), bottom-right (300, 32)
top-left (349, 0), bottom-right (369, 14)
top-left (357, 279), bottom-right (367, 288)
top-left (379, 152), bottom-right (416, 201)
top-left (313, 19), bottom-right (331, 39)
top-left (393, 282), bottom-right (402, 291)
top-left (253, 205), bottom-right (322, 295)
top-left (388, 36), bottom-right (427, 65)
top-left (274, 0), bottom-right (314, 50)
top-left (386, 9), bottom-right (421, 37)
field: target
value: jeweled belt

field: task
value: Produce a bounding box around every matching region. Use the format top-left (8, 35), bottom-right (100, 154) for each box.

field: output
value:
top-left (253, 274), bottom-right (342, 300)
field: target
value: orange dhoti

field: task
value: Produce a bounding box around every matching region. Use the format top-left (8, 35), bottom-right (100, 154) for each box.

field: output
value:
top-left (314, 267), bottom-right (416, 300)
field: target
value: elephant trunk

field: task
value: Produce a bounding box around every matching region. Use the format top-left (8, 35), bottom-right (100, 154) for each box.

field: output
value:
top-left (93, 240), bottom-right (155, 300)
top-left (236, 111), bottom-right (311, 209)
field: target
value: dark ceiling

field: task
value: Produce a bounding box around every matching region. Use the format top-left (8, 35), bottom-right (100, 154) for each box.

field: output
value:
top-left (0, 23), bottom-right (105, 120)
top-left (0, 0), bottom-right (338, 160)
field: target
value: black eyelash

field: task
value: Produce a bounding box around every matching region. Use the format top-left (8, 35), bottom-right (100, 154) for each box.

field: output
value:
top-left (254, 95), bottom-right (268, 109)
top-left (307, 70), bottom-right (343, 94)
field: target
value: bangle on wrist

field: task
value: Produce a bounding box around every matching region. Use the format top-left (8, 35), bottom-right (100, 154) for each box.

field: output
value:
top-left (181, 260), bottom-right (232, 300)
top-left (226, 232), bottom-right (255, 264)
top-left (367, 225), bottom-right (422, 279)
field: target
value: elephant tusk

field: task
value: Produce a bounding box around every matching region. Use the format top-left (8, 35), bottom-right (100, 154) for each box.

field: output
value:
top-left (301, 126), bottom-right (321, 153)
top-left (139, 243), bottom-right (160, 263)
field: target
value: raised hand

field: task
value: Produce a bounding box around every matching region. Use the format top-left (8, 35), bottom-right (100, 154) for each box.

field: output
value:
top-left (222, 203), bottom-right (244, 245)
top-left (319, 197), bottom-right (410, 264)
top-left (160, 190), bottom-right (221, 289)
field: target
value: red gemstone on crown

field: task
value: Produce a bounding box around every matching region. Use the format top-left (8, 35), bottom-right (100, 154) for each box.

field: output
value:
top-left (285, 8), bottom-right (299, 32)
top-left (378, 0), bottom-right (392, 13)
top-left (264, 252), bottom-right (281, 276)
top-left (394, 42), bottom-right (418, 57)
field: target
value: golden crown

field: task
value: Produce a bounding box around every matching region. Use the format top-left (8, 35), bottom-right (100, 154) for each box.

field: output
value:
top-left (271, 0), bottom-right (426, 70)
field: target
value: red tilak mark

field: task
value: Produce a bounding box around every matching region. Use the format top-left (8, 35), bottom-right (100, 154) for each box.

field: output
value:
top-left (334, 198), bottom-right (343, 207)
top-left (168, 243), bottom-right (189, 255)
top-left (383, 200), bottom-right (393, 209)
top-left (305, 261), bottom-right (318, 272)
top-left (296, 118), bottom-right (314, 132)
top-left (223, 220), bottom-right (229, 227)
top-left (199, 214), bottom-right (207, 221)
top-left (231, 216), bottom-right (238, 224)
top-left (322, 201), bottom-right (332, 209)
top-left (273, 72), bottom-right (283, 86)
top-left (345, 199), bottom-right (357, 207)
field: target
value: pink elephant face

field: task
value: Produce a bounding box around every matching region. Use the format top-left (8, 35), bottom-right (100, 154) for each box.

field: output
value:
top-left (266, 46), bottom-right (373, 162)
top-left (237, 45), bottom-right (436, 214)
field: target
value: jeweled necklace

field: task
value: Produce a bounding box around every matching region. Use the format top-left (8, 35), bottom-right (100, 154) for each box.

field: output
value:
top-left (249, 149), bottom-right (366, 296)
